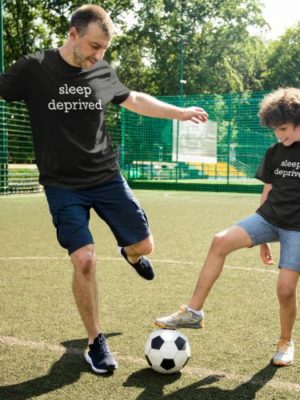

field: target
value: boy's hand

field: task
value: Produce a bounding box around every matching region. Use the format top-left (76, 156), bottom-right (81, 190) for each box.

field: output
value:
top-left (260, 243), bottom-right (274, 265)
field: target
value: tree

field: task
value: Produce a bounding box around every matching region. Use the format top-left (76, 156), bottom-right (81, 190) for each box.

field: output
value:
top-left (3, 0), bottom-right (135, 68)
top-left (3, 0), bottom-right (53, 68)
top-left (112, 0), bottom-right (268, 95)
top-left (263, 23), bottom-right (300, 89)
top-left (3, 0), bottom-right (269, 93)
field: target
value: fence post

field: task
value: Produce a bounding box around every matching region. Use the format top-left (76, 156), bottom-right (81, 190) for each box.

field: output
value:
top-left (120, 106), bottom-right (125, 170)
top-left (227, 94), bottom-right (233, 185)
top-left (0, 0), bottom-right (8, 194)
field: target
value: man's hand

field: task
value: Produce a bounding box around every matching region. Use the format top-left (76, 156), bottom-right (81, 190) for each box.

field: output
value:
top-left (179, 107), bottom-right (208, 123)
top-left (260, 243), bottom-right (274, 265)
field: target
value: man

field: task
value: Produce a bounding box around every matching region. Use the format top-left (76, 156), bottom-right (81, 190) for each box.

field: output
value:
top-left (0, 4), bottom-right (208, 374)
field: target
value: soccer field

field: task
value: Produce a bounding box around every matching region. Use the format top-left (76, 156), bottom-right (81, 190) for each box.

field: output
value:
top-left (0, 191), bottom-right (299, 399)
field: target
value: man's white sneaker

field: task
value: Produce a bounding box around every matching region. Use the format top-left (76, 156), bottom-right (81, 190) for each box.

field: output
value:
top-left (155, 305), bottom-right (204, 329)
top-left (272, 338), bottom-right (294, 366)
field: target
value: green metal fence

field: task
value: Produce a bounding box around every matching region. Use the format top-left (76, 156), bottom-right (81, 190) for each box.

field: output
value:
top-left (0, 100), bottom-right (39, 194)
top-left (122, 92), bottom-right (275, 193)
top-left (0, 92), bottom-right (275, 195)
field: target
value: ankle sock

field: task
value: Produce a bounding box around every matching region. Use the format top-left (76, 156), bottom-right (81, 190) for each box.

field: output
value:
top-left (186, 306), bottom-right (202, 315)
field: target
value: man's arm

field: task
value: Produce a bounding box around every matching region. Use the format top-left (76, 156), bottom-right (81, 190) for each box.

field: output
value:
top-left (259, 183), bottom-right (274, 265)
top-left (121, 91), bottom-right (208, 123)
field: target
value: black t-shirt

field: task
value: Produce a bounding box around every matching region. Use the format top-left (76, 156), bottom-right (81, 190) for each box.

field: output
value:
top-left (256, 142), bottom-right (300, 230)
top-left (0, 49), bottom-right (130, 188)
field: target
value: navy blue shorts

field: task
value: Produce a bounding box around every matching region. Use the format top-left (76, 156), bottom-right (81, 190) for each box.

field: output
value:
top-left (44, 173), bottom-right (151, 255)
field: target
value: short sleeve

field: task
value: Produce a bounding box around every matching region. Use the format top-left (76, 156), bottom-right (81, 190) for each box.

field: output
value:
top-left (255, 147), bottom-right (274, 183)
top-left (0, 56), bottom-right (29, 102)
top-left (109, 68), bottom-right (130, 105)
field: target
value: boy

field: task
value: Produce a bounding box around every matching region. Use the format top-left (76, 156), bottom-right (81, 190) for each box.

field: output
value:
top-left (156, 87), bottom-right (300, 366)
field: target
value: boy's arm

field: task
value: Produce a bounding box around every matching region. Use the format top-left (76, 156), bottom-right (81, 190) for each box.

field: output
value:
top-left (260, 183), bottom-right (272, 204)
top-left (259, 183), bottom-right (274, 265)
top-left (120, 91), bottom-right (208, 123)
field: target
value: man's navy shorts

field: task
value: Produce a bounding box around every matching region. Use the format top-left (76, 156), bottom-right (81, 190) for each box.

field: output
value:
top-left (44, 173), bottom-right (150, 255)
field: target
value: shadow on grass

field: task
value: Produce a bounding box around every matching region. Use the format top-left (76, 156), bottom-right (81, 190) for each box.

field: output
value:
top-left (124, 362), bottom-right (279, 400)
top-left (0, 332), bottom-right (121, 400)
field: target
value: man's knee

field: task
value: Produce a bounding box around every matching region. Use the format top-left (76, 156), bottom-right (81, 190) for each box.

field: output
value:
top-left (71, 246), bottom-right (96, 275)
top-left (129, 236), bottom-right (154, 256)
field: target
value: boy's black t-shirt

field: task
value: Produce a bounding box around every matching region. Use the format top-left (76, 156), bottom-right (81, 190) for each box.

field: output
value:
top-left (0, 49), bottom-right (130, 188)
top-left (256, 142), bottom-right (300, 230)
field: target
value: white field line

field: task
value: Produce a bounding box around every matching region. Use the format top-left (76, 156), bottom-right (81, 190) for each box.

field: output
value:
top-left (0, 256), bottom-right (279, 275)
top-left (0, 335), bottom-right (299, 393)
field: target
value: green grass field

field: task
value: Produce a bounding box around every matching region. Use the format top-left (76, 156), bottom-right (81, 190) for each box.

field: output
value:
top-left (0, 191), bottom-right (299, 400)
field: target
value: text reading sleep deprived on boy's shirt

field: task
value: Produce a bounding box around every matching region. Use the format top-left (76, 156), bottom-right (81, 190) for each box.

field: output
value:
top-left (256, 142), bottom-right (300, 230)
top-left (0, 49), bottom-right (130, 189)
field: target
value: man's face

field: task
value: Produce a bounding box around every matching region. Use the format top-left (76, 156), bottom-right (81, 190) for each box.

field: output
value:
top-left (274, 123), bottom-right (300, 146)
top-left (70, 22), bottom-right (111, 69)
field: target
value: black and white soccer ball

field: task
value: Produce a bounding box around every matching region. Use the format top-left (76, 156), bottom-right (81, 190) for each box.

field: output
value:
top-left (145, 329), bottom-right (191, 374)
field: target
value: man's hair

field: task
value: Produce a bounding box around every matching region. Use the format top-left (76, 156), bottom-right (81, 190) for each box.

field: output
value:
top-left (70, 4), bottom-right (115, 38)
top-left (259, 88), bottom-right (300, 128)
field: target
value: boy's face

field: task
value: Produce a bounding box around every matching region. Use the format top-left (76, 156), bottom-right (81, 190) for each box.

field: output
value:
top-left (274, 123), bottom-right (300, 146)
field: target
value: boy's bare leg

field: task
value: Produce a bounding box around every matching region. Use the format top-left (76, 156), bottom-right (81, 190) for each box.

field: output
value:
top-left (155, 225), bottom-right (253, 329)
top-left (276, 269), bottom-right (299, 340)
top-left (188, 225), bottom-right (253, 310)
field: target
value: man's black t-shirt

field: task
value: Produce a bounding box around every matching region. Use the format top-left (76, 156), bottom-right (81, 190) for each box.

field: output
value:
top-left (256, 142), bottom-right (300, 230)
top-left (0, 49), bottom-right (130, 188)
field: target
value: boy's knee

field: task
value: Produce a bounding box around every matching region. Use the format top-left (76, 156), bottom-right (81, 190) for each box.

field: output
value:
top-left (210, 232), bottom-right (230, 254)
top-left (277, 284), bottom-right (295, 302)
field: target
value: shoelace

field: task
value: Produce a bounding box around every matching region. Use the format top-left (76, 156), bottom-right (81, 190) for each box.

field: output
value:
top-left (98, 336), bottom-right (110, 354)
top-left (171, 309), bottom-right (189, 321)
top-left (276, 339), bottom-right (290, 353)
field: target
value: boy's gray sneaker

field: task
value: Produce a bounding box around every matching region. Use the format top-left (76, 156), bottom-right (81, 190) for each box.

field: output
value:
top-left (155, 305), bottom-right (204, 329)
top-left (272, 338), bottom-right (294, 366)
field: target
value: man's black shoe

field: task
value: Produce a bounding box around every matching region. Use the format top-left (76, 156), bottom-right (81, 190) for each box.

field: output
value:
top-left (85, 334), bottom-right (117, 374)
top-left (120, 247), bottom-right (155, 280)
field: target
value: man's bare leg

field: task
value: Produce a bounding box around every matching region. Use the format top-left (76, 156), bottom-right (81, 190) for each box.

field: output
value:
top-left (70, 244), bottom-right (100, 343)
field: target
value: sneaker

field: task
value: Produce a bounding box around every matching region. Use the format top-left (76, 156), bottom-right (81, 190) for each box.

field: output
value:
top-left (155, 305), bottom-right (204, 329)
top-left (119, 247), bottom-right (155, 280)
top-left (272, 338), bottom-right (294, 366)
top-left (85, 334), bottom-right (118, 374)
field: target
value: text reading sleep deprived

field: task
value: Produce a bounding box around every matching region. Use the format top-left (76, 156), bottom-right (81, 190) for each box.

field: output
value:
top-left (48, 84), bottom-right (103, 113)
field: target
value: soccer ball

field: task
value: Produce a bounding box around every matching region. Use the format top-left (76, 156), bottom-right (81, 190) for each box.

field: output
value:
top-left (144, 329), bottom-right (191, 374)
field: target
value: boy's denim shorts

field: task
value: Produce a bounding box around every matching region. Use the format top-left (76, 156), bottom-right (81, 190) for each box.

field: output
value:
top-left (237, 213), bottom-right (300, 272)
top-left (44, 173), bottom-right (150, 255)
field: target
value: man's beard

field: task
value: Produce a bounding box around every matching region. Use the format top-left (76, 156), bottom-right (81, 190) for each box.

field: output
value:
top-left (72, 49), bottom-right (86, 67)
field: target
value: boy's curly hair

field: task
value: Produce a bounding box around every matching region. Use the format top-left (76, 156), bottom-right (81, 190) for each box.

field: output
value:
top-left (259, 88), bottom-right (300, 128)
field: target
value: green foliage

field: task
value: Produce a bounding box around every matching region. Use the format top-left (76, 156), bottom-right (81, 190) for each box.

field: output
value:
top-left (264, 22), bottom-right (300, 89)
top-left (2, 0), bottom-right (135, 68)
top-left (2, 1), bottom-right (300, 94)
top-left (3, 0), bottom-right (53, 67)
top-left (111, 0), bottom-right (268, 94)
